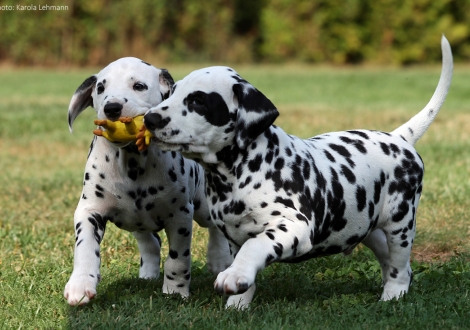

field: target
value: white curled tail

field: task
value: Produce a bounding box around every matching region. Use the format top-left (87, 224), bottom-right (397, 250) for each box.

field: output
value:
top-left (392, 35), bottom-right (453, 146)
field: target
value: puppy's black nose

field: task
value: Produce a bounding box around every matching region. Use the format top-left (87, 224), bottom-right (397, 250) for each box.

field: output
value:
top-left (104, 102), bottom-right (123, 120)
top-left (144, 112), bottom-right (171, 131)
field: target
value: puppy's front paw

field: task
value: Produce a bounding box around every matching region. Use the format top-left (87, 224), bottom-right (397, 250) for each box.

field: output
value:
top-left (64, 274), bottom-right (100, 306)
top-left (162, 281), bottom-right (190, 298)
top-left (380, 283), bottom-right (409, 301)
top-left (214, 267), bottom-right (254, 295)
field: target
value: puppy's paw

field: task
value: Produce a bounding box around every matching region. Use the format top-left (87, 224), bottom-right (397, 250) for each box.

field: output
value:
top-left (64, 273), bottom-right (100, 306)
top-left (139, 262), bottom-right (160, 279)
top-left (162, 281), bottom-right (190, 298)
top-left (380, 283), bottom-right (409, 301)
top-left (214, 267), bottom-right (254, 295)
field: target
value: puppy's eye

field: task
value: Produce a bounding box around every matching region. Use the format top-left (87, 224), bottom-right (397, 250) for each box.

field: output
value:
top-left (191, 98), bottom-right (203, 106)
top-left (97, 83), bottom-right (104, 94)
top-left (133, 82), bottom-right (148, 92)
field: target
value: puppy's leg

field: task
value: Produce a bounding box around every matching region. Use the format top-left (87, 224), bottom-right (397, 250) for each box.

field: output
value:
top-left (161, 206), bottom-right (194, 297)
top-left (206, 226), bottom-right (231, 274)
top-left (215, 219), bottom-right (311, 309)
top-left (362, 229), bottom-right (390, 285)
top-left (64, 208), bottom-right (107, 306)
top-left (226, 284), bottom-right (257, 310)
top-left (133, 231), bottom-right (161, 279)
top-left (193, 188), bottom-right (231, 274)
top-left (380, 199), bottom-right (418, 301)
top-left (214, 243), bottom-right (254, 310)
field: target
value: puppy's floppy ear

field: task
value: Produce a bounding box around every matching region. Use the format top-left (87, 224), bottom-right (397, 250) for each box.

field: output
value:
top-left (68, 75), bottom-right (97, 133)
top-left (233, 83), bottom-right (279, 149)
top-left (159, 69), bottom-right (175, 100)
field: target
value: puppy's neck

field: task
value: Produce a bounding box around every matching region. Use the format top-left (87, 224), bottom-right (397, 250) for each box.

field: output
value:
top-left (201, 143), bottom-right (248, 182)
top-left (202, 126), bottom-right (281, 184)
top-left (97, 138), bottom-right (167, 176)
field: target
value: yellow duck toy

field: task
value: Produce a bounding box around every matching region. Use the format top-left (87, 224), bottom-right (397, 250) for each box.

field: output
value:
top-left (93, 115), bottom-right (152, 151)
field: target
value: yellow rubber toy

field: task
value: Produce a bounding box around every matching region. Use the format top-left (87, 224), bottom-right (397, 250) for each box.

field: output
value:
top-left (93, 115), bottom-right (153, 151)
top-left (136, 124), bottom-right (152, 151)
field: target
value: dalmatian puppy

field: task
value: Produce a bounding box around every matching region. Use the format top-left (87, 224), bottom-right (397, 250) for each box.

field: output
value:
top-left (64, 57), bottom-right (230, 306)
top-left (143, 36), bottom-right (453, 309)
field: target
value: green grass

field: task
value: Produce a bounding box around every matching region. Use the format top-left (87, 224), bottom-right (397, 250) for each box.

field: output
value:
top-left (1, 64), bottom-right (470, 329)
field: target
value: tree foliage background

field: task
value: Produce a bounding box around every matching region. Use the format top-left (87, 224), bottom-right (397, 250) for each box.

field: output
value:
top-left (0, 0), bottom-right (469, 66)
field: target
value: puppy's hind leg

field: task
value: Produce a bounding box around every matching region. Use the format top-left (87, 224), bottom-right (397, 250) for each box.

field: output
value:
top-left (133, 231), bottom-right (162, 279)
top-left (206, 226), bottom-right (232, 275)
top-left (380, 201), bottom-right (417, 301)
top-left (362, 228), bottom-right (390, 286)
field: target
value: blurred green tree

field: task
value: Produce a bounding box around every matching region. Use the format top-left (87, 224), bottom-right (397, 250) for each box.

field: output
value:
top-left (0, 0), bottom-right (468, 66)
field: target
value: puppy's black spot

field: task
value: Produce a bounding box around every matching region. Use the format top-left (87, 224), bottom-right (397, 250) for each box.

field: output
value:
top-left (380, 142), bottom-right (390, 155)
top-left (347, 130), bottom-right (369, 139)
top-left (185, 91), bottom-right (231, 126)
top-left (169, 250), bottom-right (178, 259)
top-left (178, 227), bottom-right (191, 237)
top-left (356, 186), bottom-right (366, 212)
top-left (248, 154), bottom-right (263, 172)
top-left (145, 202), bottom-right (155, 211)
top-left (329, 144), bottom-right (351, 158)
top-left (324, 150), bottom-right (335, 162)
top-left (168, 169), bottom-right (177, 182)
top-left (340, 164), bottom-right (356, 184)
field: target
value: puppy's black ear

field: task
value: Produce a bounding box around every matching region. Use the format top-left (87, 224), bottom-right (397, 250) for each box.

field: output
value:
top-left (159, 69), bottom-right (175, 100)
top-left (233, 83), bottom-right (279, 149)
top-left (68, 75), bottom-right (97, 133)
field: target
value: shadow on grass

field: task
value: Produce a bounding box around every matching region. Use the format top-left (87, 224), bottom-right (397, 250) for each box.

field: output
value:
top-left (67, 251), bottom-right (470, 329)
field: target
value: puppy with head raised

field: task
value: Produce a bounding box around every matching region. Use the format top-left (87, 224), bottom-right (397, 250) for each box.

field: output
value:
top-left (143, 37), bottom-right (453, 309)
top-left (64, 58), bottom-right (230, 306)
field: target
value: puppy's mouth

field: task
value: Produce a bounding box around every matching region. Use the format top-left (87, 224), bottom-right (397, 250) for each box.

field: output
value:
top-left (151, 136), bottom-right (191, 152)
top-left (149, 134), bottom-right (209, 161)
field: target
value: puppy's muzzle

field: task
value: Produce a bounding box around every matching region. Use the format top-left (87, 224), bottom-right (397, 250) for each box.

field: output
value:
top-left (104, 102), bottom-right (123, 121)
top-left (144, 113), bottom-right (171, 131)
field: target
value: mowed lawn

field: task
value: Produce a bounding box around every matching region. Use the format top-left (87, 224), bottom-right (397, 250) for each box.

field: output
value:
top-left (1, 64), bottom-right (470, 329)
